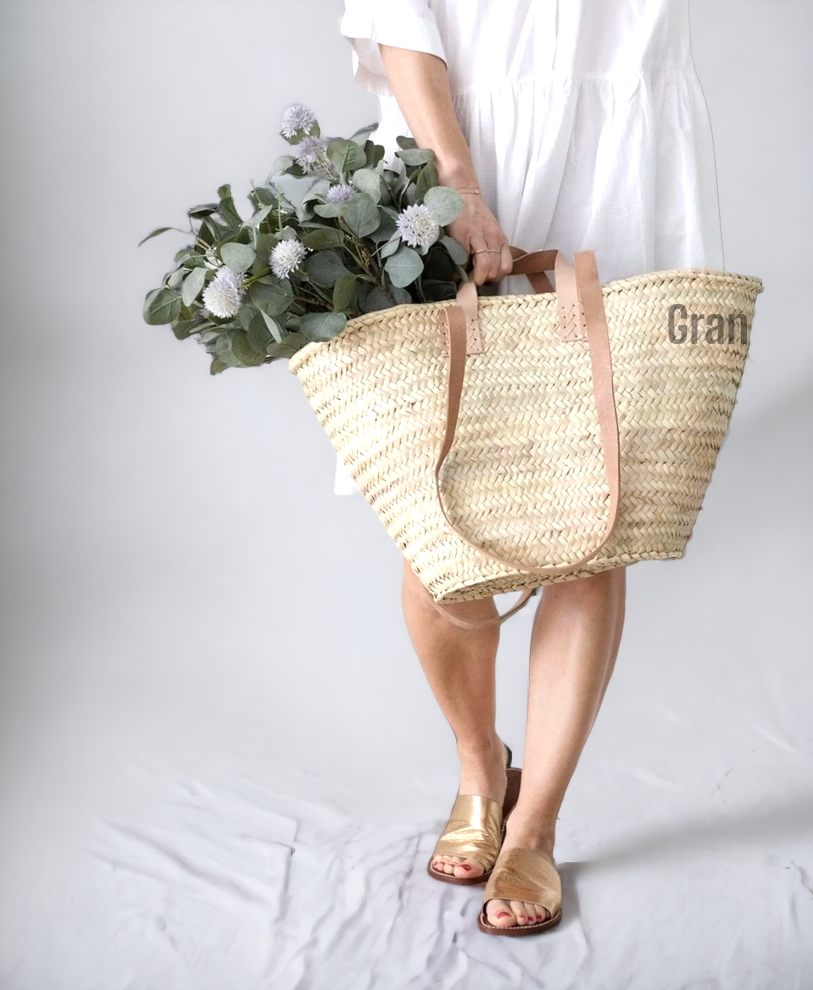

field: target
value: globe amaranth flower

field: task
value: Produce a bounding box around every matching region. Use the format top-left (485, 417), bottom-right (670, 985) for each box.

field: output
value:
top-left (325, 182), bottom-right (355, 204)
top-left (395, 203), bottom-right (440, 250)
top-left (202, 266), bottom-right (245, 319)
top-left (280, 103), bottom-right (316, 139)
top-left (269, 238), bottom-right (308, 279)
top-left (293, 136), bottom-right (330, 174)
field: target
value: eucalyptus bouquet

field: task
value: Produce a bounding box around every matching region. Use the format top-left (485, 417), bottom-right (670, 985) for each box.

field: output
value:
top-left (140, 104), bottom-right (471, 374)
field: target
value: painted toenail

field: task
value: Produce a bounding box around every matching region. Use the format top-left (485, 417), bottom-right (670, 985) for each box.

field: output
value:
top-left (461, 864), bottom-right (471, 871)
top-left (497, 911), bottom-right (510, 918)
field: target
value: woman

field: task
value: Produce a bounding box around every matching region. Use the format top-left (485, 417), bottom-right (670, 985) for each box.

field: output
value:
top-left (336, 0), bottom-right (724, 935)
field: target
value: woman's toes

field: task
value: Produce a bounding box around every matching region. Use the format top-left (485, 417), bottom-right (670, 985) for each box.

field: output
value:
top-left (443, 855), bottom-right (464, 875)
top-left (485, 898), bottom-right (516, 927)
top-left (510, 899), bottom-right (529, 925)
top-left (452, 857), bottom-right (484, 878)
top-left (533, 902), bottom-right (551, 922)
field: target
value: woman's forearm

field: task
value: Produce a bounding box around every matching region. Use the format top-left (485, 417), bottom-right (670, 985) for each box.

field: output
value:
top-left (377, 45), bottom-right (478, 189)
top-left (377, 44), bottom-right (513, 285)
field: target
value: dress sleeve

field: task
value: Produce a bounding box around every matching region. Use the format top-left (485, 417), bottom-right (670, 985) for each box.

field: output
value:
top-left (339, 0), bottom-right (447, 97)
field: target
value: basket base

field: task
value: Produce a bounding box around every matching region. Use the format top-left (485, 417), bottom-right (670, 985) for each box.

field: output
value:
top-left (423, 550), bottom-right (685, 605)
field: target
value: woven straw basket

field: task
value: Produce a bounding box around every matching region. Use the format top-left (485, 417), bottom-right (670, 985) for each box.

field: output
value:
top-left (288, 247), bottom-right (763, 622)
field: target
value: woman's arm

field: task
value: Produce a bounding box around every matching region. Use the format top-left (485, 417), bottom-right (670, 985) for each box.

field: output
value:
top-left (378, 44), bottom-right (513, 286)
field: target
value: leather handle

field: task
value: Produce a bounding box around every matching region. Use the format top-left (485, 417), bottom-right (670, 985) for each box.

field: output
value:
top-left (421, 249), bottom-right (621, 630)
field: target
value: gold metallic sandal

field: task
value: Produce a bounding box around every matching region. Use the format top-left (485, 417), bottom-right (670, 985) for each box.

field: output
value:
top-left (426, 741), bottom-right (522, 887)
top-left (477, 846), bottom-right (562, 936)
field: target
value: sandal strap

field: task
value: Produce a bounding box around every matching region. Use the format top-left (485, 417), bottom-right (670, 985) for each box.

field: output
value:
top-left (482, 847), bottom-right (562, 913)
top-left (431, 794), bottom-right (504, 865)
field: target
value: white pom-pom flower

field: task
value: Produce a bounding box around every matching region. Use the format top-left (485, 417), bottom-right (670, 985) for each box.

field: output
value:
top-left (280, 103), bottom-right (316, 139)
top-left (395, 203), bottom-right (440, 250)
top-left (202, 266), bottom-right (245, 319)
top-left (325, 182), bottom-right (355, 204)
top-left (270, 238), bottom-right (308, 279)
top-left (294, 136), bottom-right (329, 174)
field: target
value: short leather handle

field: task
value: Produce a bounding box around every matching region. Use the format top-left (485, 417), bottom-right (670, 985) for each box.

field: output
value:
top-left (421, 250), bottom-right (621, 630)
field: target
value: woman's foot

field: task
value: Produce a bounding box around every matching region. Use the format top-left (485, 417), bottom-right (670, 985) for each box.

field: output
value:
top-left (483, 813), bottom-right (556, 928)
top-left (430, 735), bottom-right (508, 879)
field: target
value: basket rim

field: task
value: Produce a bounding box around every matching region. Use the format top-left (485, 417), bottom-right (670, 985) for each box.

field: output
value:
top-left (287, 265), bottom-right (763, 372)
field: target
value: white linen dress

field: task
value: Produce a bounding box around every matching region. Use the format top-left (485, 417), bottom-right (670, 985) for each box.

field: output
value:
top-left (333, 0), bottom-right (725, 496)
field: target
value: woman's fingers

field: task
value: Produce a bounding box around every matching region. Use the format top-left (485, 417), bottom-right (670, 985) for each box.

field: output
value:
top-left (471, 248), bottom-right (496, 286)
top-left (471, 242), bottom-right (512, 285)
top-left (499, 241), bottom-right (515, 280)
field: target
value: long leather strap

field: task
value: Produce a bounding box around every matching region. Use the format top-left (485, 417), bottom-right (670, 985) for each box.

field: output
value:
top-left (421, 249), bottom-right (621, 630)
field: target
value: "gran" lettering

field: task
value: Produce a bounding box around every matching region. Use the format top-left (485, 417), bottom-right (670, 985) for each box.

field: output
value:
top-left (667, 304), bottom-right (748, 344)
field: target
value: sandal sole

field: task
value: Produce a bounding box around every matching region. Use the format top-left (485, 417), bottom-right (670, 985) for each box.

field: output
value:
top-left (477, 908), bottom-right (562, 936)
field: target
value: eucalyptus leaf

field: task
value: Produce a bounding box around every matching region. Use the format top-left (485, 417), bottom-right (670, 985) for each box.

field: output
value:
top-left (304, 249), bottom-right (348, 287)
top-left (396, 147), bottom-right (435, 167)
top-left (351, 168), bottom-right (383, 204)
top-left (172, 318), bottom-right (204, 340)
top-left (361, 287), bottom-right (396, 313)
top-left (365, 140), bottom-right (386, 169)
top-left (217, 184), bottom-right (242, 225)
top-left (268, 155), bottom-right (294, 179)
top-left (395, 136), bottom-right (418, 150)
top-left (333, 272), bottom-right (358, 311)
top-left (416, 162), bottom-right (439, 196)
top-left (340, 193), bottom-right (380, 238)
top-left (326, 138), bottom-right (367, 175)
top-left (247, 313), bottom-right (274, 353)
top-left (237, 301), bottom-right (259, 330)
top-left (390, 286), bottom-right (413, 305)
top-left (143, 287), bottom-right (182, 325)
top-left (230, 330), bottom-right (267, 366)
top-left (187, 203), bottom-right (219, 219)
top-left (349, 122), bottom-right (380, 145)
top-left (137, 226), bottom-right (176, 247)
top-left (385, 245), bottom-right (424, 288)
top-left (313, 203), bottom-right (345, 218)
top-left (167, 268), bottom-right (184, 289)
top-left (299, 311), bottom-right (348, 342)
top-left (250, 184), bottom-right (280, 207)
top-left (181, 267), bottom-right (207, 307)
top-left (220, 242), bottom-right (256, 273)
top-left (183, 254), bottom-right (209, 269)
top-left (248, 204), bottom-right (274, 228)
top-left (266, 333), bottom-right (307, 360)
top-left (441, 235), bottom-right (469, 265)
top-left (259, 309), bottom-right (285, 343)
top-left (210, 358), bottom-right (228, 375)
top-left (370, 208), bottom-right (398, 244)
top-left (248, 277), bottom-right (293, 316)
top-left (379, 236), bottom-right (401, 260)
top-left (423, 186), bottom-right (463, 226)
top-left (252, 234), bottom-right (275, 274)
top-left (301, 227), bottom-right (344, 250)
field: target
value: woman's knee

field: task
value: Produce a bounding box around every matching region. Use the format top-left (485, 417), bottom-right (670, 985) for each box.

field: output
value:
top-left (542, 567), bottom-right (626, 607)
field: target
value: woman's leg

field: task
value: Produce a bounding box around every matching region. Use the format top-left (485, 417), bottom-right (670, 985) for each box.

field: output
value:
top-left (401, 556), bottom-right (508, 879)
top-left (485, 566), bottom-right (627, 928)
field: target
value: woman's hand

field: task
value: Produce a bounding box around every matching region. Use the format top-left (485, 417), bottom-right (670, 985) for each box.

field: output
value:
top-left (375, 45), bottom-right (514, 288)
top-left (443, 190), bottom-right (515, 287)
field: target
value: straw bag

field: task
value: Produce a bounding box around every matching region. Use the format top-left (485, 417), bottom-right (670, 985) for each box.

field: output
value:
top-left (288, 247), bottom-right (763, 626)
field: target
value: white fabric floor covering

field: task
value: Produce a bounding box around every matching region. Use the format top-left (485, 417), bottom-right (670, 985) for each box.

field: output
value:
top-left (1, 388), bottom-right (811, 989)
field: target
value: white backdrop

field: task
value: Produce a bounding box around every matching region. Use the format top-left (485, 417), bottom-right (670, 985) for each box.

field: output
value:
top-left (0, 2), bottom-right (811, 987)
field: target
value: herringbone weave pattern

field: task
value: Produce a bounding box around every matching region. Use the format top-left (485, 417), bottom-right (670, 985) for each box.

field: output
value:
top-left (288, 268), bottom-right (763, 604)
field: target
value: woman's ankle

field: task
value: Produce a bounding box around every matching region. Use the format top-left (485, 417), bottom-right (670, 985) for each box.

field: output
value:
top-left (502, 810), bottom-right (557, 855)
top-left (455, 732), bottom-right (506, 766)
